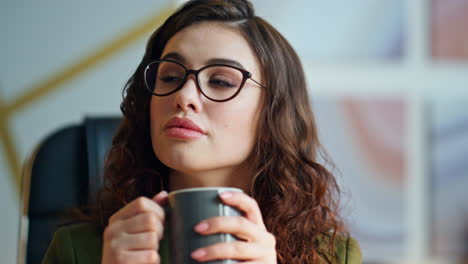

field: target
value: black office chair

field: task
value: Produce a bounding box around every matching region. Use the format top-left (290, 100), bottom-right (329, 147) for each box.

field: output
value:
top-left (18, 116), bottom-right (121, 264)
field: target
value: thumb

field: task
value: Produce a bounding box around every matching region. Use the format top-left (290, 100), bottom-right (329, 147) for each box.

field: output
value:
top-left (152, 190), bottom-right (169, 205)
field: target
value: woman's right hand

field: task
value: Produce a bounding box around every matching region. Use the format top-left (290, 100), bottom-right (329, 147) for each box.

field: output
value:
top-left (102, 191), bottom-right (168, 264)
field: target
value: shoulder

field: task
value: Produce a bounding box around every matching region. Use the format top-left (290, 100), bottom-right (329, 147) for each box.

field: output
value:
top-left (42, 222), bottom-right (103, 264)
top-left (332, 235), bottom-right (362, 264)
top-left (58, 222), bottom-right (103, 242)
top-left (317, 233), bottom-right (362, 264)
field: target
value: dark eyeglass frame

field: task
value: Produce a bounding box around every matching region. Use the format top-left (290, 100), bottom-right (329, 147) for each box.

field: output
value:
top-left (144, 59), bottom-right (265, 102)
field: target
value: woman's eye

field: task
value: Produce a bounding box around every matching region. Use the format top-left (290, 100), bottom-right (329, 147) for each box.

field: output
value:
top-left (209, 77), bottom-right (236, 88)
top-left (160, 75), bottom-right (183, 83)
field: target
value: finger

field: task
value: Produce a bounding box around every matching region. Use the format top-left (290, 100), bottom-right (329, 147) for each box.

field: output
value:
top-left (194, 216), bottom-right (262, 242)
top-left (219, 191), bottom-right (265, 227)
top-left (152, 190), bottom-right (169, 205)
top-left (191, 241), bottom-right (264, 262)
top-left (120, 212), bottom-right (164, 239)
top-left (109, 195), bottom-right (166, 223)
top-left (113, 231), bottom-right (159, 251)
top-left (115, 250), bottom-right (160, 264)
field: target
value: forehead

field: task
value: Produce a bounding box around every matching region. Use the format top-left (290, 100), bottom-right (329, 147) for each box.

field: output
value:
top-left (161, 22), bottom-right (261, 76)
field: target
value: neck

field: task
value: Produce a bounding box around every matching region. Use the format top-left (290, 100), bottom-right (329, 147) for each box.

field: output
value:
top-left (168, 166), bottom-right (253, 194)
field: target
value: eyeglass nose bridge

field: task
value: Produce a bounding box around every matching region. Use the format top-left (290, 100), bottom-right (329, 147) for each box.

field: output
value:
top-left (174, 68), bottom-right (202, 93)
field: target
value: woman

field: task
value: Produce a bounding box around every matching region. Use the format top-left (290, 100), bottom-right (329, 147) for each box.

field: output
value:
top-left (42, 0), bottom-right (361, 263)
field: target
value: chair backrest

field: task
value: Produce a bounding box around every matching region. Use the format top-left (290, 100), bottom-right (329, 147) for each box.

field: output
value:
top-left (18, 116), bottom-right (121, 264)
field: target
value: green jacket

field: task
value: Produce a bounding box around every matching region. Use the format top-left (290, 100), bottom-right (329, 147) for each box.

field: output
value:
top-left (42, 223), bottom-right (362, 263)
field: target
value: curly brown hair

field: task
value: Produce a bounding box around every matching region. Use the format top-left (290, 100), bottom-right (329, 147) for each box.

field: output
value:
top-left (89, 0), bottom-right (345, 263)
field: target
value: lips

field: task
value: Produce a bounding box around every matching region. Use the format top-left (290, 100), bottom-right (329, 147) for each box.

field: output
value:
top-left (163, 117), bottom-right (206, 139)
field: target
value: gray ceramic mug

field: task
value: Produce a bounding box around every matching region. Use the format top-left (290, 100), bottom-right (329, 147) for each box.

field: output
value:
top-left (164, 187), bottom-right (242, 264)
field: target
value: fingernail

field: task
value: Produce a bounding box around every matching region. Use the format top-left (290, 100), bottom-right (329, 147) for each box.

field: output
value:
top-left (191, 249), bottom-right (206, 259)
top-left (219, 191), bottom-right (232, 199)
top-left (153, 191), bottom-right (168, 202)
top-left (155, 191), bottom-right (168, 199)
top-left (194, 222), bottom-right (209, 232)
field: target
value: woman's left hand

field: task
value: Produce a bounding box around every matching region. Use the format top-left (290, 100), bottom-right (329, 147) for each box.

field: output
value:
top-left (191, 191), bottom-right (277, 263)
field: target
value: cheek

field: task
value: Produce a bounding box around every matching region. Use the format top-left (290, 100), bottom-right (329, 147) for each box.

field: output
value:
top-left (219, 111), bottom-right (257, 135)
top-left (209, 94), bottom-right (262, 152)
top-left (149, 97), bottom-right (170, 149)
top-left (150, 98), bottom-right (160, 134)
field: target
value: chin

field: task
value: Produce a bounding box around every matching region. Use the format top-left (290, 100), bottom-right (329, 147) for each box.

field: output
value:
top-left (158, 154), bottom-right (207, 173)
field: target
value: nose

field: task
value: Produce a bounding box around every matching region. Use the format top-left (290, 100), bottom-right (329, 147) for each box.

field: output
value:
top-left (173, 74), bottom-right (203, 112)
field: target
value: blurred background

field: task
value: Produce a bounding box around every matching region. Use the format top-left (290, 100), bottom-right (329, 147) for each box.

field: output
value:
top-left (1, 0), bottom-right (467, 263)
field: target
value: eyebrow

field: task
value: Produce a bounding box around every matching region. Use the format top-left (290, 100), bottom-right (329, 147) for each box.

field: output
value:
top-left (161, 52), bottom-right (186, 63)
top-left (160, 52), bottom-right (246, 70)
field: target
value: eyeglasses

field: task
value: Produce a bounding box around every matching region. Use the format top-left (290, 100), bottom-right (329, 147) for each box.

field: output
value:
top-left (144, 59), bottom-right (265, 102)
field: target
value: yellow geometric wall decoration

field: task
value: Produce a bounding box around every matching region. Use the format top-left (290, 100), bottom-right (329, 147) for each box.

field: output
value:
top-left (0, 6), bottom-right (174, 197)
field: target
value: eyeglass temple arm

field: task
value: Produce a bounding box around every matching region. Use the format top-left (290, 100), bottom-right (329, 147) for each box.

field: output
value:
top-left (250, 78), bottom-right (266, 88)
